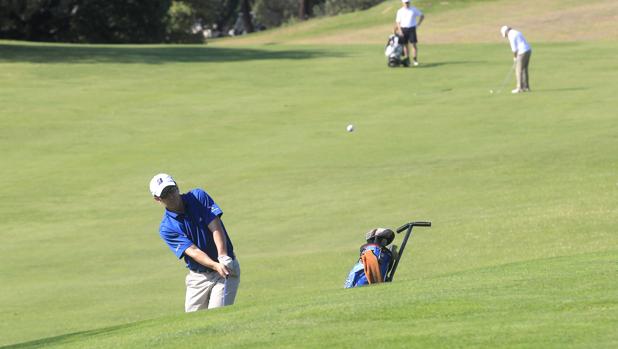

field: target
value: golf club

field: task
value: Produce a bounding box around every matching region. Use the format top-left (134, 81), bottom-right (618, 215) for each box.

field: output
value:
top-left (385, 221), bottom-right (431, 282)
top-left (491, 61), bottom-right (516, 94)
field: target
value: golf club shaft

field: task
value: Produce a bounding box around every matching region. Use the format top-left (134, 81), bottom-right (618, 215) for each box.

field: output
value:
top-left (496, 62), bottom-right (516, 93)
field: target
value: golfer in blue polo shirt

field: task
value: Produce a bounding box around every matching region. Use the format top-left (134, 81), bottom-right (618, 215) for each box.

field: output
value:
top-left (149, 173), bottom-right (240, 312)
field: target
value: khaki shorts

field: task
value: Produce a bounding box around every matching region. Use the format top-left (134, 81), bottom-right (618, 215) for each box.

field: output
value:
top-left (184, 259), bottom-right (241, 312)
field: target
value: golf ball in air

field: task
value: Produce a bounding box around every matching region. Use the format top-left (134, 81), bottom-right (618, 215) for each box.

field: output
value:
top-left (346, 124), bottom-right (354, 132)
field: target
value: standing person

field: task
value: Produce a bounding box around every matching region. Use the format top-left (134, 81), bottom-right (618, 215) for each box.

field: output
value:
top-left (501, 25), bottom-right (532, 93)
top-left (149, 173), bottom-right (241, 312)
top-left (395, 0), bottom-right (424, 67)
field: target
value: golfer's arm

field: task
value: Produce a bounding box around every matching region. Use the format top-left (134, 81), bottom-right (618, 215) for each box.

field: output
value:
top-left (184, 245), bottom-right (219, 269)
top-left (417, 14), bottom-right (424, 27)
top-left (208, 217), bottom-right (229, 257)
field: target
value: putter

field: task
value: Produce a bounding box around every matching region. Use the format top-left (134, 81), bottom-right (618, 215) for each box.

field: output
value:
top-left (385, 221), bottom-right (431, 282)
top-left (492, 61), bottom-right (516, 94)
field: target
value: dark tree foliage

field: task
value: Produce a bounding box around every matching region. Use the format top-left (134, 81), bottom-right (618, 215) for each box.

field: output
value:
top-left (70, 0), bottom-right (171, 43)
top-left (0, 0), bottom-right (171, 43)
top-left (0, 0), bottom-right (384, 43)
top-left (239, 0), bottom-right (254, 33)
top-left (0, 0), bottom-right (78, 41)
top-left (182, 0), bottom-right (240, 35)
top-left (183, 0), bottom-right (226, 25)
top-left (300, 0), bottom-right (324, 19)
top-left (253, 0), bottom-right (325, 28)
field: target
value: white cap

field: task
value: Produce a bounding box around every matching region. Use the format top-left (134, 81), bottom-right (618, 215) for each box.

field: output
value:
top-left (500, 25), bottom-right (509, 38)
top-left (402, 0), bottom-right (410, 2)
top-left (149, 173), bottom-right (176, 197)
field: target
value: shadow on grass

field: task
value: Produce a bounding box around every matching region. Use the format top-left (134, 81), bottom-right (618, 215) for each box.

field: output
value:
top-left (0, 43), bottom-right (344, 64)
top-left (539, 87), bottom-right (587, 92)
top-left (0, 323), bottom-right (142, 349)
top-left (415, 60), bottom-right (486, 68)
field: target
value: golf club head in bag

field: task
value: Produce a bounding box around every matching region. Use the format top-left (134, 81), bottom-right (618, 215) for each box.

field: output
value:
top-left (365, 228), bottom-right (395, 247)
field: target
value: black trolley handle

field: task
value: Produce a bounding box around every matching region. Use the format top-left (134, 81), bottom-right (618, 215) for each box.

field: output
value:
top-left (396, 221), bottom-right (432, 232)
top-left (386, 221), bottom-right (431, 282)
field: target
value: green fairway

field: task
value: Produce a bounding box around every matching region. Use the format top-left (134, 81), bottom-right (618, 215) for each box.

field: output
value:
top-left (1, 32), bottom-right (617, 349)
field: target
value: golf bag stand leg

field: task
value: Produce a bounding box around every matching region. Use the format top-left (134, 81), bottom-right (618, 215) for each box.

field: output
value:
top-left (385, 221), bottom-right (431, 282)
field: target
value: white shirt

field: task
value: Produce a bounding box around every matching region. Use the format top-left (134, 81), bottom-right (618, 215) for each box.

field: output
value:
top-left (507, 29), bottom-right (531, 54)
top-left (396, 6), bottom-right (423, 28)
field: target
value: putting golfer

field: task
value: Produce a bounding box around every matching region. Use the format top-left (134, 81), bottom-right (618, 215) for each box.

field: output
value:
top-left (395, 0), bottom-right (424, 66)
top-left (501, 25), bottom-right (532, 93)
top-left (149, 173), bottom-right (240, 312)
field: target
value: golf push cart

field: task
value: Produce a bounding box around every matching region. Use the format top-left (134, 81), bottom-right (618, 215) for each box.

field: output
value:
top-left (384, 34), bottom-right (410, 68)
top-left (344, 220), bottom-right (431, 288)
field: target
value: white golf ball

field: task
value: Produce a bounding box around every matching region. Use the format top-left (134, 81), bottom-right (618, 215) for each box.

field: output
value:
top-left (346, 124), bottom-right (354, 132)
top-left (490, 89), bottom-right (494, 94)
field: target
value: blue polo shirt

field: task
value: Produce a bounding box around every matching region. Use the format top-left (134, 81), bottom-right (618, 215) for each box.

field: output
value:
top-left (158, 188), bottom-right (235, 272)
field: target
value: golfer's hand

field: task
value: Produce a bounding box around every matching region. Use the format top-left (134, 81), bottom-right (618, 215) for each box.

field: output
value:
top-left (218, 255), bottom-right (234, 269)
top-left (214, 263), bottom-right (230, 278)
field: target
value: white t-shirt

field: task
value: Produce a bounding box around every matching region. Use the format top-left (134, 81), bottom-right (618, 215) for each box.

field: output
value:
top-left (396, 6), bottom-right (423, 28)
top-left (507, 29), bottom-right (531, 54)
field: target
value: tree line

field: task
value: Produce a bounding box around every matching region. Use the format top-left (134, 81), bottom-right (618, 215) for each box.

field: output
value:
top-left (0, 0), bottom-right (384, 43)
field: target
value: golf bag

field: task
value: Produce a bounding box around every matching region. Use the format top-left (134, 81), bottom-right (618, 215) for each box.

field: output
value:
top-left (344, 228), bottom-right (397, 288)
top-left (344, 221), bottom-right (432, 288)
top-left (384, 34), bottom-right (408, 67)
